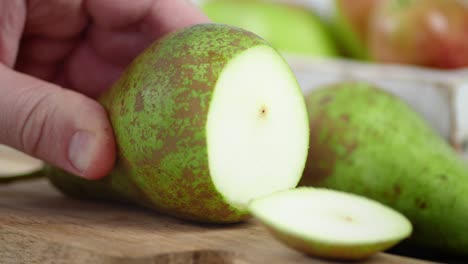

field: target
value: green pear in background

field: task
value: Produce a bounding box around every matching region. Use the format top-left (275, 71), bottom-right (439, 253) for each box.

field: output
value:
top-left (328, 0), bottom-right (378, 60)
top-left (300, 82), bottom-right (468, 256)
top-left (201, 0), bottom-right (339, 58)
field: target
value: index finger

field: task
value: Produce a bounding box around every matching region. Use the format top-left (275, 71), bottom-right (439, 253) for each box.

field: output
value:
top-left (87, 0), bottom-right (210, 38)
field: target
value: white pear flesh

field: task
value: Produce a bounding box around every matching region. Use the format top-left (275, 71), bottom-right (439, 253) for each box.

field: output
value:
top-left (249, 187), bottom-right (413, 260)
top-left (207, 45), bottom-right (309, 210)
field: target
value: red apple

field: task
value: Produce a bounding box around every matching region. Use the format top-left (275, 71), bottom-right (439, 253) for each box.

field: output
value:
top-left (368, 0), bottom-right (468, 69)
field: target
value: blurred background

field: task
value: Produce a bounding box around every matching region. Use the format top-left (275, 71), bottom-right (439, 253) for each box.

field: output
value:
top-left (193, 0), bottom-right (468, 158)
top-left (193, 0), bottom-right (468, 70)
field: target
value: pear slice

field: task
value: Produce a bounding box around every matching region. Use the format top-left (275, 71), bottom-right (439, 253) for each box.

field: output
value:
top-left (0, 145), bottom-right (43, 175)
top-left (249, 187), bottom-right (412, 260)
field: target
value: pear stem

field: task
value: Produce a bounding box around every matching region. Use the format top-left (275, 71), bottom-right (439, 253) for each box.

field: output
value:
top-left (0, 169), bottom-right (46, 184)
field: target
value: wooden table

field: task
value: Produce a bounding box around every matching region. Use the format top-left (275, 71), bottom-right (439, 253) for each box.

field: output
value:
top-left (0, 178), bottom-right (442, 264)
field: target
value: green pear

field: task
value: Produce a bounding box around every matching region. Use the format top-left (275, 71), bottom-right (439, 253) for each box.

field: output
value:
top-left (48, 23), bottom-right (310, 224)
top-left (249, 187), bottom-right (412, 260)
top-left (328, 0), bottom-right (379, 60)
top-left (300, 82), bottom-right (468, 256)
top-left (200, 0), bottom-right (339, 57)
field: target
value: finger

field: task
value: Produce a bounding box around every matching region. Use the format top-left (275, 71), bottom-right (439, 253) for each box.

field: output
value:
top-left (17, 37), bottom-right (76, 65)
top-left (86, 0), bottom-right (209, 65)
top-left (86, 0), bottom-right (209, 37)
top-left (15, 37), bottom-right (76, 81)
top-left (24, 0), bottom-right (88, 38)
top-left (0, 64), bottom-right (116, 179)
top-left (88, 27), bottom-right (152, 66)
top-left (85, 0), bottom-right (153, 30)
top-left (14, 60), bottom-right (57, 81)
top-left (142, 0), bottom-right (210, 39)
top-left (66, 41), bottom-right (124, 98)
top-left (0, 0), bottom-right (26, 66)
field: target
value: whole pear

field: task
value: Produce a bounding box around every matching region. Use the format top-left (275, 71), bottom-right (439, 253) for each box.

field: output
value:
top-left (329, 0), bottom-right (380, 60)
top-left (300, 82), bottom-right (468, 256)
top-left (201, 0), bottom-right (339, 57)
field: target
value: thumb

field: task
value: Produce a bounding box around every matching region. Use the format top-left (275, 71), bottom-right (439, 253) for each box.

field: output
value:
top-left (0, 64), bottom-right (116, 180)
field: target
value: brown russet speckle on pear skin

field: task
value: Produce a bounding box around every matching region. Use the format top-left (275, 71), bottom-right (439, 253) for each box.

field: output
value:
top-left (49, 24), bottom-right (270, 223)
top-left (300, 82), bottom-right (468, 255)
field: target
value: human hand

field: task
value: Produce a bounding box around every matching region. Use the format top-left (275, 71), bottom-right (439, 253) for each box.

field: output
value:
top-left (0, 0), bottom-right (209, 180)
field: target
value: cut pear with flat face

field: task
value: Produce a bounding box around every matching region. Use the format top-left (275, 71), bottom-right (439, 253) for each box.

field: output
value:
top-left (249, 187), bottom-right (412, 260)
top-left (207, 45), bottom-right (309, 210)
top-left (43, 24), bottom-right (310, 223)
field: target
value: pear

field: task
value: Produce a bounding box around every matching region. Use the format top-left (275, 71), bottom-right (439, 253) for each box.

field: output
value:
top-left (300, 82), bottom-right (468, 255)
top-left (200, 0), bottom-right (339, 57)
top-left (249, 187), bottom-right (412, 260)
top-left (328, 0), bottom-right (380, 60)
top-left (47, 24), bottom-right (310, 224)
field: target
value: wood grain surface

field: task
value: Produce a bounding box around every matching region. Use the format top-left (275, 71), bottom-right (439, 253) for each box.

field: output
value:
top-left (0, 178), bottom-right (439, 264)
top-left (0, 146), bottom-right (448, 264)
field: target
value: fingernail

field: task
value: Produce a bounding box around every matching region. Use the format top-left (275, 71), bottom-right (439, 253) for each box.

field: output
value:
top-left (68, 131), bottom-right (95, 177)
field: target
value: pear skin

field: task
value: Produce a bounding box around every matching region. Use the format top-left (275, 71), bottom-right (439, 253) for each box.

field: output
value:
top-left (300, 82), bottom-right (468, 256)
top-left (48, 23), bottom-right (309, 224)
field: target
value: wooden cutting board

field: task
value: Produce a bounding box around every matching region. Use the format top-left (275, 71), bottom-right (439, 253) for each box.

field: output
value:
top-left (0, 146), bottom-right (447, 264)
top-left (0, 178), bottom-right (439, 264)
